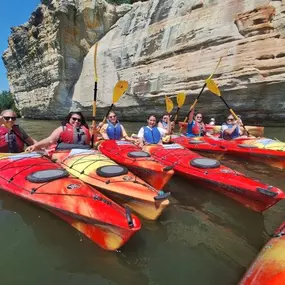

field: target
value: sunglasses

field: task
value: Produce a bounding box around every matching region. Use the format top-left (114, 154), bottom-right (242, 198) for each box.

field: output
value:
top-left (196, 116), bottom-right (202, 119)
top-left (3, 116), bottom-right (16, 121)
top-left (71, 117), bottom-right (81, 122)
top-left (109, 115), bottom-right (117, 119)
top-left (227, 118), bottom-right (234, 121)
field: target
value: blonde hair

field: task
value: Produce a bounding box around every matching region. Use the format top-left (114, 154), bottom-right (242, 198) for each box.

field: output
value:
top-left (1, 109), bottom-right (16, 116)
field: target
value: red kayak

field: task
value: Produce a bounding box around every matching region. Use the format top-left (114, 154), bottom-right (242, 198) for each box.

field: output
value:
top-left (143, 144), bottom-right (284, 212)
top-left (98, 140), bottom-right (174, 190)
top-left (178, 122), bottom-right (264, 137)
top-left (172, 136), bottom-right (285, 170)
top-left (0, 152), bottom-right (141, 250)
top-left (239, 221), bottom-right (285, 284)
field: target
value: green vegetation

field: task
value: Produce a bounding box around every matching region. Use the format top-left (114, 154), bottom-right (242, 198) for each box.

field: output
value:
top-left (0, 91), bottom-right (20, 116)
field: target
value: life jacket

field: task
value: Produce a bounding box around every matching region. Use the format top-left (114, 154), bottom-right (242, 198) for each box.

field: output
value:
top-left (143, 126), bottom-right (161, 144)
top-left (186, 121), bottom-right (206, 137)
top-left (0, 125), bottom-right (25, 153)
top-left (106, 120), bottom-right (123, 140)
top-left (59, 123), bottom-right (91, 145)
top-left (221, 123), bottom-right (240, 140)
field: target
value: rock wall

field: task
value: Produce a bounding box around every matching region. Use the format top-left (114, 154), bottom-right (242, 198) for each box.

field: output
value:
top-left (2, 0), bottom-right (129, 118)
top-left (3, 0), bottom-right (285, 125)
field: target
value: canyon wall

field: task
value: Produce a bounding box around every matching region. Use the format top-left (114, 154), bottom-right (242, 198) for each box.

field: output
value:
top-left (3, 0), bottom-right (285, 125)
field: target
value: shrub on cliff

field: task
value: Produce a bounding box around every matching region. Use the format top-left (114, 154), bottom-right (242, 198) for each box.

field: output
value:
top-left (0, 91), bottom-right (20, 116)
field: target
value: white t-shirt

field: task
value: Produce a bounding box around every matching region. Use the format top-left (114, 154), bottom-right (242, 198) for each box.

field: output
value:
top-left (137, 126), bottom-right (167, 139)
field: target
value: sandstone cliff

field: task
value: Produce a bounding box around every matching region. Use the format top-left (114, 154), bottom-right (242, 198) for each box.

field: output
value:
top-left (3, 0), bottom-right (285, 125)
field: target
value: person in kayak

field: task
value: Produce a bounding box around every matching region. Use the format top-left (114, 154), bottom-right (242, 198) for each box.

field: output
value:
top-left (209, 118), bottom-right (215, 126)
top-left (100, 111), bottom-right (135, 142)
top-left (138, 115), bottom-right (171, 147)
top-left (0, 109), bottom-right (37, 153)
top-left (158, 114), bottom-right (175, 134)
top-left (186, 109), bottom-right (207, 137)
top-left (220, 114), bottom-right (247, 140)
top-left (26, 111), bottom-right (93, 151)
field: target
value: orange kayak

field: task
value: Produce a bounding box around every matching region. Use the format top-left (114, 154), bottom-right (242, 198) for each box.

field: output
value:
top-left (0, 152), bottom-right (141, 250)
top-left (49, 144), bottom-right (170, 220)
top-left (98, 140), bottom-right (174, 190)
top-left (178, 122), bottom-right (264, 137)
top-left (239, 222), bottom-right (285, 285)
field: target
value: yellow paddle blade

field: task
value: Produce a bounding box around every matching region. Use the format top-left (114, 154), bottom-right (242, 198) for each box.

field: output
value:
top-left (206, 79), bottom-right (221, 96)
top-left (165, 96), bottom-right (174, 114)
top-left (176, 93), bottom-right (186, 108)
top-left (113, 80), bottom-right (129, 104)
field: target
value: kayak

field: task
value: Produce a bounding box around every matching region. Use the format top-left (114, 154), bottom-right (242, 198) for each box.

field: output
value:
top-left (173, 136), bottom-right (285, 170)
top-left (143, 144), bottom-right (284, 212)
top-left (49, 144), bottom-right (170, 220)
top-left (0, 152), bottom-right (141, 250)
top-left (239, 221), bottom-right (285, 284)
top-left (178, 122), bottom-right (264, 137)
top-left (98, 140), bottom-right (174, 190)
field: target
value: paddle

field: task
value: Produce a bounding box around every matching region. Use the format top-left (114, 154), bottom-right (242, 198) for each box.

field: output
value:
top-left (174, 93), bottom-right (186, 122)
top-left (165, 96), bottom-right (174, 114)
top-left (179, 57), bottom-right (222, 132)
top-left (100, 80), bottom-right (129, 126)
top-left (206, 78), bottom-right (250, 135)
top-left (90, 42), bottom-right (98, 148)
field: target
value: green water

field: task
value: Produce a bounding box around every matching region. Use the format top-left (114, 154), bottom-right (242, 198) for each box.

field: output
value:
top-left (1, 119), bottom-right (285, 285)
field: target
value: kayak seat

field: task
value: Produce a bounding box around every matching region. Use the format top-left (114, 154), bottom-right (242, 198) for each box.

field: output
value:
top-left (237, 144), bottom-right (258, 149)
top-left (190, 158), bottom-right (221, 169)
top-left (127, 151), bottom-right (151, 158)
top-left (27, 169), bottom-right (69, 183)
top-left (96, 165), bottom-right (129, 178)
top-left (56, 143), bottom-right (91, 150)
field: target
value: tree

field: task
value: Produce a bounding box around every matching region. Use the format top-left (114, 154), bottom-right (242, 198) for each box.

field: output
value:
top-left (0, 91), bottom-right (20, 116)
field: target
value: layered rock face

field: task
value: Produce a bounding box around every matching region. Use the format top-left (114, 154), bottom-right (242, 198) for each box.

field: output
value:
top-left (2, 0), bottom-right (123, 118)
top-left (3, 0), bottom-right (285, 124)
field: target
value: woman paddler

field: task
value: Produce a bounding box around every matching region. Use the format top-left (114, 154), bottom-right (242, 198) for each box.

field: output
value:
top-left (185, 108), bottom-right (207, 137)
top-left (138, 115), bottom-right (171, 147)
top-left (0, 109), bottom-right (37, 153)
top-left (100, 111), bottom-right (136, 142)
top-left (26, 111), bottom-right (93, 152)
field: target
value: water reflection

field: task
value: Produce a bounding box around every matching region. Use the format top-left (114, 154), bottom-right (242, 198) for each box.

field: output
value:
top-left (0, 192), bottom-right (149, 285)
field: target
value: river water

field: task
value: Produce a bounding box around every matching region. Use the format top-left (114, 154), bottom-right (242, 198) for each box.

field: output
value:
top-left (1, 119), bottom-right (285, 285)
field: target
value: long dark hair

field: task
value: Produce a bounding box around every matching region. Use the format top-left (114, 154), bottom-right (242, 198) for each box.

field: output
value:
top-left (62, 112), bottom-right (89, 128)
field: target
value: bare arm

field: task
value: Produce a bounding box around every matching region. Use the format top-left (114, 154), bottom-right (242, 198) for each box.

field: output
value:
top-left (25, 137), bottom-right (37, 146)
top-left (100, 124), bottom-right (110, 140)
top-left (224, 124), bottom-right (238, 136)
top-left (26, 127), bottom-right (63, 151)
top-left (188, 108), bottom-right (195, 124)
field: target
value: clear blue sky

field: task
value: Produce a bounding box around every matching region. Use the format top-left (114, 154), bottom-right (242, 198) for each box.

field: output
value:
top-left (0, 0), bottom-right (40, 91)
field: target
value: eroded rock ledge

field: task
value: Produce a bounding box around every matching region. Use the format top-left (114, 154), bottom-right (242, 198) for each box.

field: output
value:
top-left (3, 0), bottom-right (285, 125)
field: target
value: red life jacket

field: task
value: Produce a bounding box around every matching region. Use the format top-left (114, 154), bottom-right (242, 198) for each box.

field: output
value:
top-left (192, 121), bottom-right (206, 136)
top-left (58, 123), bottom-right (91, 145)
top-left (0, 125), bottom-right (25, 153)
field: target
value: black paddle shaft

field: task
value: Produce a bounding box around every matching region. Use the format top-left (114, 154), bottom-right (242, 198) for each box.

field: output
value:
top-left (186, 82), bottom-right (207, 117)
